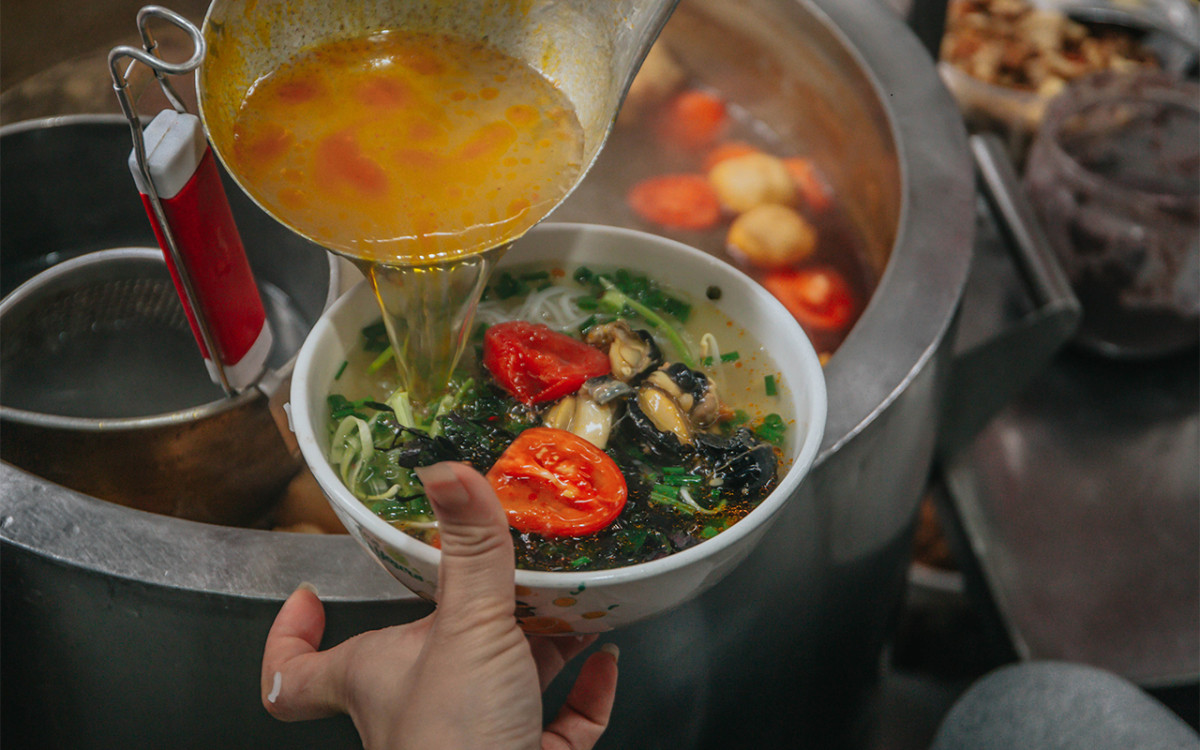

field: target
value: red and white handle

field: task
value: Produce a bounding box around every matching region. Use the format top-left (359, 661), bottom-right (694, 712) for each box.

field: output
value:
top-left (130, 110), bottom-right (272, 392)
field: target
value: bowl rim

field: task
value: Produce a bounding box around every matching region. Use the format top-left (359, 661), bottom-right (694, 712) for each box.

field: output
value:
top-left (290, 222), bottom-right (827, 590)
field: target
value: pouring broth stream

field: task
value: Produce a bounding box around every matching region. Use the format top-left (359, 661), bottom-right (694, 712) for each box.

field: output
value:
top-left (223, 29), bottom-right (585, 398)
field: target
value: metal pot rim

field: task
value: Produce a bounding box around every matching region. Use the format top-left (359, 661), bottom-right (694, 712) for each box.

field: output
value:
top-left (812, 0), bottom-right (973, 460)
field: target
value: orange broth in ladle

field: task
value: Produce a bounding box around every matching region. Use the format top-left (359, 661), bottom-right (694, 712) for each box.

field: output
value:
top-left (225, 29), bottom-right (585, 264)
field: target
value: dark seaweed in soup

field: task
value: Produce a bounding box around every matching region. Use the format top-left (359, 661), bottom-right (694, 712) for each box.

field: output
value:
top-left (326, 263), bottom-right (790, 572)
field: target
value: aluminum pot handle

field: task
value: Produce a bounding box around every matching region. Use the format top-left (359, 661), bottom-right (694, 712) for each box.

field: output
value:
top-left (937, 133), bottom-right (1082, 457)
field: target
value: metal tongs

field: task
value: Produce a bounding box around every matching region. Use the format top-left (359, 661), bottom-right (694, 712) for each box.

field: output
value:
top-left (108, 7), bottom-right (273, 396)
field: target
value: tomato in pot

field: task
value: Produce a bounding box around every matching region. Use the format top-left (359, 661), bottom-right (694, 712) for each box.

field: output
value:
top-left (626, 174), bottom-right (722, 231)
top-left (762, 266), bottom-right (856, 332)
top-left (483, 321), bottom-right (610, 405)
top-left (655, 89), bottom-right (729, 151)
top-left (486, 427), bottom-right (628, 537)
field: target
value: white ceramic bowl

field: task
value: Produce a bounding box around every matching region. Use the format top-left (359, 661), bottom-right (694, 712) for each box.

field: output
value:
top-left (290, 223), bottom-right (827, 633)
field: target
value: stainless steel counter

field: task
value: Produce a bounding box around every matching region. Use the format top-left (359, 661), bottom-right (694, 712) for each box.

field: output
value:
top-left (944, 343), bottom-right (1198, 686)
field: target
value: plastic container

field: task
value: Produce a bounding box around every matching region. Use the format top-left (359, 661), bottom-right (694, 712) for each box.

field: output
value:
top-left (1023, 70), bottom-right (1199, 358)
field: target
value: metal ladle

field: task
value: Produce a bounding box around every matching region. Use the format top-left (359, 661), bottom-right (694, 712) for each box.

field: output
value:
top-left (187, 0), bottom-right (681, 402)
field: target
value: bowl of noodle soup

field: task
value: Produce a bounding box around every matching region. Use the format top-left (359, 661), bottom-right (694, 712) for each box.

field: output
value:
top-left (289, 222), bottom-right (825, 633)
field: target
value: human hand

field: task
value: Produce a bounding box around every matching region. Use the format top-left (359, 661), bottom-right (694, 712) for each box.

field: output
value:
top-left (261, 461), bottom-right (619, 750)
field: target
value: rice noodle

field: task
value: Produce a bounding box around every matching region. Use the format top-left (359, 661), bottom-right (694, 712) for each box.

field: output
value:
top-left (401, 520), bottom-right (441, 531)
top-left (476, 285), bottom-right (592, 331)
top-left (698, 332), bottom-right (728, 394)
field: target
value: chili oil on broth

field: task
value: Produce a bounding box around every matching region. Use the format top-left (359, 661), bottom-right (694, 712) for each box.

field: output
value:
top-left (224, 29), bottom-right (585, 264)
top-left (327, 262), bottom-right (792, 572)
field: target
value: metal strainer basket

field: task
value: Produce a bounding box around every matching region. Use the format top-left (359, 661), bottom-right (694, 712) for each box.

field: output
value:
top-left (0, 246), bottom-right (309, 525)
top-left (0, 110), bottom-right (344, 527)
top-left (0, 248), bottom-right (228, 420)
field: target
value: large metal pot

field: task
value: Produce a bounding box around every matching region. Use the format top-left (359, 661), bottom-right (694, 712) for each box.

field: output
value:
top-left (0, 1), bottom-right (1072, 747)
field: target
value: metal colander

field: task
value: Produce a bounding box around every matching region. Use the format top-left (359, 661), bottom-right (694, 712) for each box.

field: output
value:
top-left (0, 247), bottom-right (225, 419)
top-left (5, 270), bottom-right (188, 351)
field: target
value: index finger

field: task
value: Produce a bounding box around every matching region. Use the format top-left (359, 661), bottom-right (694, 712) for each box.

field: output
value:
top-left (260, 584), bottom-right (349, 721)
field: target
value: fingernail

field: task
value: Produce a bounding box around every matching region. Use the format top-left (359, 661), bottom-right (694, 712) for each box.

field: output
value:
top-left (599, 642), bottom-right (620, 663)
top-left (415, 463), bottom-right (470, 511)
top-left (296, 581), bottom-right (319, 597)
top-left (266, 671), bottom-right (282, 704)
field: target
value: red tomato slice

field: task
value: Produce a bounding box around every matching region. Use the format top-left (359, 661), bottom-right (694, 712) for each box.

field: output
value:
top-left (656, 89), bottom-right (729, 151)
top-left (486, 427), bottom-right (628, 537)
top-left (627, 174), bottom-right (722, 231)
top-left (483, 321), bottom-right (610, 405)
top-left (782, 157), bottom-right (833, 214)
top-left (763, 266), bottom-right (855, 332)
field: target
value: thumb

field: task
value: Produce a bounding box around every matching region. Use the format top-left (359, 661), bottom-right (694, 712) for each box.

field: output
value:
top-left (416, 462), bottom-right (517, 619)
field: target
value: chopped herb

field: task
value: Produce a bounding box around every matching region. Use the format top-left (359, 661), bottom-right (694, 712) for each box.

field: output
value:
top-left (328, 395), bottom-right (394, 421)
top-left (650, 483), bottom-right (726, 515)
top-left (570, 556), bottom-right (592, 568)
top-left (370, 496), bottom-right (430, 522)
top-left (328, 394), bottom-right (366, 420)
top-left (360, 321), bottom-right (390, 353)
top-left (659, 296), bottom-right (691, 322)
top-left (754, 413), bottom-right (788, 446)
top-left (720, 351), bottom-right (740, 363)
top-left (615, 528), bottom-right (649, 554)
top-left (577, 266), bottom-right (691, 323)
top-left (700, 525), bottom-right (720, 539)
top-left (764, 374), bottom-right (777, 396)
top-left (386, 390), bottom-right (416, 429)
top-left (649, 489), bottom-right (695, 515)
top-left (334, 360), bottom-right (348, 380)
top-left (367, 345), bottom-right (395, 374)
top-left (702, 356), bottom-right (714, 367)
top-left (493, 271), bottom-right (525, 299)
top-left (573, 266), bottom-right (596, 285)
